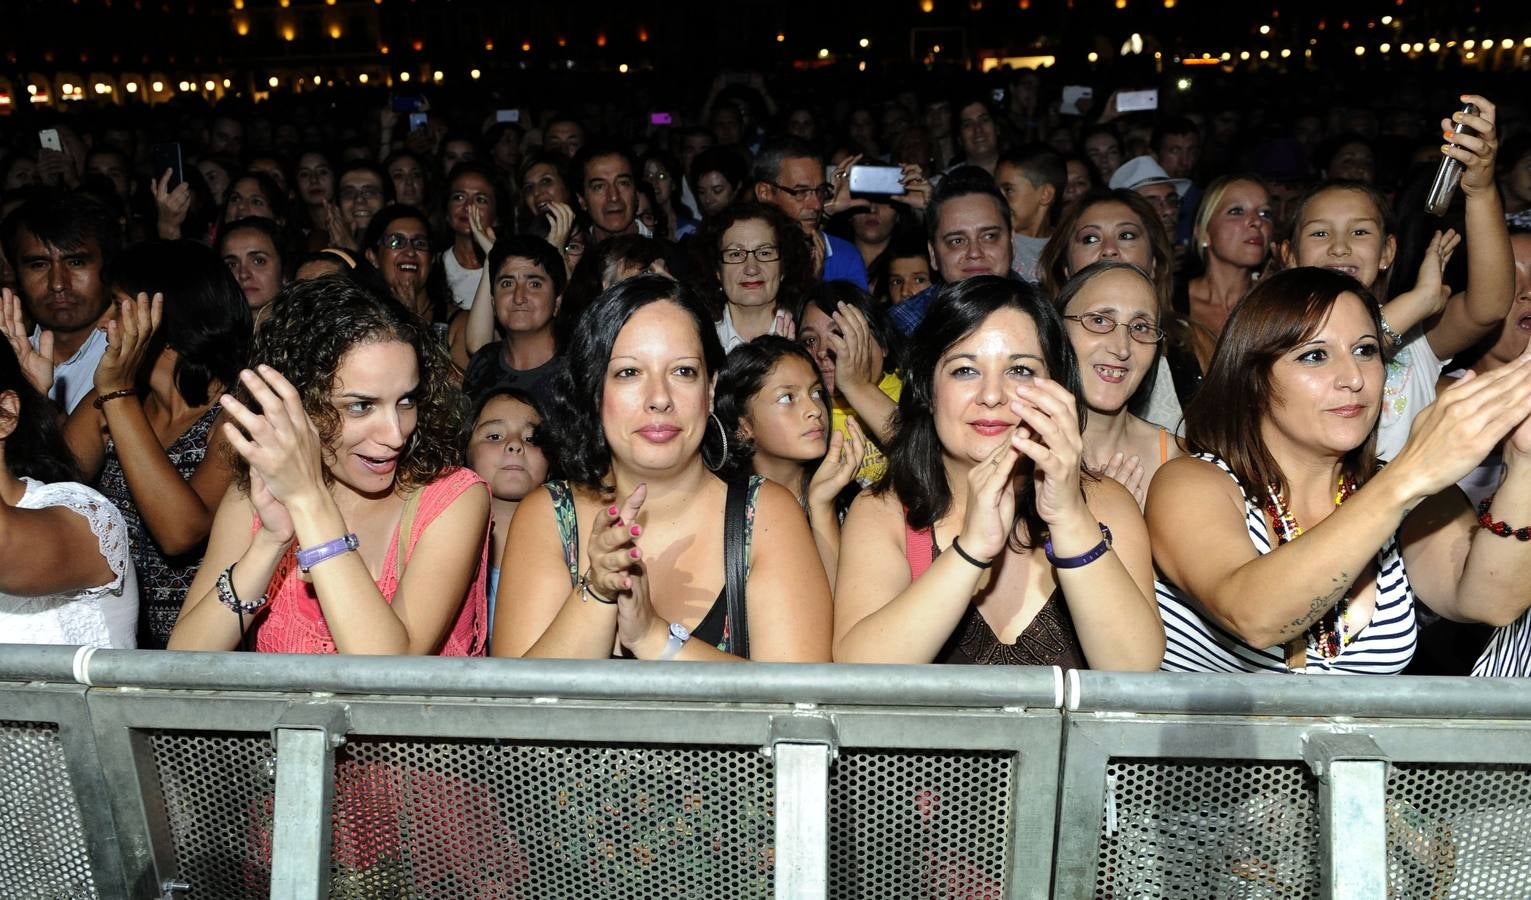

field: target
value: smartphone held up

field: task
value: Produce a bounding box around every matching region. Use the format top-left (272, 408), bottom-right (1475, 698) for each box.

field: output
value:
top-left (1425, 102), bottom-right (1478, 216)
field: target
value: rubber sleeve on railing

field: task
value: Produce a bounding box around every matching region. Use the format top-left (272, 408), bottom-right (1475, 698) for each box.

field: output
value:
top-left (71, 646), bottom-right (96, 686)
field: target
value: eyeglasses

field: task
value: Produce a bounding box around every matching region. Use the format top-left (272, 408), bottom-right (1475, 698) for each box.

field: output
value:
top-left (381, 233), bottom-right (431, 252)
top-left (720, 245), bottom-right (780, 265)
top-left (1064, 313), bottom-right (1164, 344)
top-left (767, 182), bottom-right (834, 203)
top-left (340, 187), bottom-right (382, 201)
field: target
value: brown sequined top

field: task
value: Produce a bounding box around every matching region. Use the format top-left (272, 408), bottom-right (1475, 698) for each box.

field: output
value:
top-left (905, 522), bottom-right (1088, 668)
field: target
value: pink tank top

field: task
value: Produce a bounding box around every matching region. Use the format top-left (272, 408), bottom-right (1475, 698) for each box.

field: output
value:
top-left (251, 467), bottom-right (489, 655)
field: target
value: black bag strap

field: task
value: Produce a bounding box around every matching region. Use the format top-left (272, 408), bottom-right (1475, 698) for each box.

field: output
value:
top-left (724, 476), bottom-right (750, 659)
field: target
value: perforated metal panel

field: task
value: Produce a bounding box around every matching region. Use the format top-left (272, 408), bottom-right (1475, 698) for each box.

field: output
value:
top-left (0, 720), bottom-right (97, 898)
top-left (330, 738), bottom-right (774, 898)
top-left (1386, 764), bottom-right (1531, 899)
top-left (1093, 760), bottom-right (1320, 899)
top-left (828, 749), bottom-right (1014, 899)
top-left (150, 730), bottom-right (277, 896)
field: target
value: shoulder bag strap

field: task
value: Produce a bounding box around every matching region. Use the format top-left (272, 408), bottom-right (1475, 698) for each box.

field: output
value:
top-left (724, 477), bottom-right (750, 659)
top-left (392, 488), bottom-right (424, 583)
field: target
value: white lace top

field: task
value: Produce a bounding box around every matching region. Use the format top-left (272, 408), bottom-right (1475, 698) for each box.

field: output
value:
top-left (0, 479), bottom-right (138, 648)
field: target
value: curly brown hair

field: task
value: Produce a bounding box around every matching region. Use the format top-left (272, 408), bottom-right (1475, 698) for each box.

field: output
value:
top-left (689, 201), bottom-right (814, 321)
top-left (229, 275), bottom-right (466, 495)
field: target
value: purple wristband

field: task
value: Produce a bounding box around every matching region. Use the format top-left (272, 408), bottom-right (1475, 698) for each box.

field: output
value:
top-left (1043, 523), bottom-right (1113, 569)
top-left (296, 533), bottom-right (360, 573)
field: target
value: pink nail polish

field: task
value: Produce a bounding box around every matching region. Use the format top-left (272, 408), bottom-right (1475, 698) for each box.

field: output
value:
top-left (608, 505), bottom-right (619, 516)
top-left (630, 548), bottom-right (641, 559)
top-left (630, 525), bottom-right (641, 536)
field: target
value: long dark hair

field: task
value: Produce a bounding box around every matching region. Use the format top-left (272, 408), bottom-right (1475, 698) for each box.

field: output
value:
top-left (793, 280), bottom-right (903, 378)
top-left (540, 275), bottom-right (725, 489)
top-left (1039, 187), bottom-right (1173, 313)
top-left (713, 335), bottom-right (827, 485)
top-left (104, 239), bottom-right (253, 407)
top-left (0, 341), bottom-right (82, 484)
top-left (1184, 267), bottom-right (1382, 498)
top-left (881, 275), bottom-right (1085, 548)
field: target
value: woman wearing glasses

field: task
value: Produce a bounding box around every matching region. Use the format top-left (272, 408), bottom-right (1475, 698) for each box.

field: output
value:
top-left (1056, 262), bottom-right (1181, 508)
top-left (694, 203), bottom-right (812, 350)
top-left (362, 205), bottom-right (451, 332)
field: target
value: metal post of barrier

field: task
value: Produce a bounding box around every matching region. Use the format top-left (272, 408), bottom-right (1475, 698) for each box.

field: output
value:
top-left (769, 714), bottom-right (837, 900)
top-left (1302, 731), bottom-right (1389, 900)
top-left (268, 703), bottom-right (350, 900)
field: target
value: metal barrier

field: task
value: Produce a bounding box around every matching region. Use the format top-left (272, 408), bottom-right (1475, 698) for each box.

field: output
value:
top-left (2, 645), bottom-right (1531, 898)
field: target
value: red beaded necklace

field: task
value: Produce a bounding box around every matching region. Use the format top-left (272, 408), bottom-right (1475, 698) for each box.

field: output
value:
top-left (1263, 474), bottom-right (1359, 661)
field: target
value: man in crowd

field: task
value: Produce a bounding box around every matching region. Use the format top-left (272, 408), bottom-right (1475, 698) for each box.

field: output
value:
top-left (753, 136), bottom-right (868, 290)
top-left (888, 166), bottom-right (1014, 336)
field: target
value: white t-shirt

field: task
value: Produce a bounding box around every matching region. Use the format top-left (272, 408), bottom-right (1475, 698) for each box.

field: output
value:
top-left (442, 248), bottom-right (484, 312)
top-left (0, 479), bottom-right (138, 648)
top-left (1375, 329), bottom-right (1447, 461)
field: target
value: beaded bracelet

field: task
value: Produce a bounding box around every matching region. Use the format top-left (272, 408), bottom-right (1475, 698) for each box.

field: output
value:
top-left (216, 564), bottom-right (269, 614)
top-left (1377, 311), bottom-right (1404, 347)
top-left (93, 389), bottom-right (137, 409)
top-left (1477, 496), bottom-right (1531, 541)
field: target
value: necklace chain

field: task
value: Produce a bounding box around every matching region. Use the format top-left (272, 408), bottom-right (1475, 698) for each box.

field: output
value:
top-left (1263, 475), bottom-right (1358, 660)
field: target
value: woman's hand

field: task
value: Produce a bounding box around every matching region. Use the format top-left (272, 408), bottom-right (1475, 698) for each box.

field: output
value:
top-left (0, 288), bottom-right (54, 395)
top-left (1411, 228), bottom-right (1461, 317)
top-left (1445, 94), bottom-right (1498, 199)
top-left (808, 418), bottom-right (867, 508)
top-left (826, 302), bottom-right (883, 393)
top-left (770, 309), bottom-right (797, 340)
top-left (94, 292), bottom-right (162, 395)
top-left (1100, 451), bottom-right (1147, 507)
top-left (247, 468), bottom-right (295, 544)
top-left (543, 201), bottom-right (575, 252)
top-left (1391, 356), bottom-right (1531, 498)
top-left (152, 169), bottom-right (191, 240)
top-left (218, 365), bottom-right (330, 510)
top-left (468, 202), bottom-right (498, 256)
top-left (899, 164), bottom-right (931, 211)
top-left (582, 485), bottom-right (666, 651)
top-left (824, 153), bottom-right (862, 218)
top-left (956, 428), bottom-right (1024, 562)
top-left (325, 199), bottom-right (359, 251)
top-left (1010, 379), bottom-right (1089, 527)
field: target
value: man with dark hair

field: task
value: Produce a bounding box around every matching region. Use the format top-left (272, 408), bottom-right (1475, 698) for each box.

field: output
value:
top-left (752, 136), bottom-right (868, 290)
top-left (1, 190), bottom-right (119, 411)
top-left (571, 143), bottom-right (641, 241)
top-left (542, 115), bottom-right (585, 159)
top-left (335, 161), bottom-right (392, 249)
top-left (888, 165), bottom-right (1014, 336)
top-left (1153, 116), bottom-right (1203, 245)
top-left (995, 146), bottom-right (1065, 283)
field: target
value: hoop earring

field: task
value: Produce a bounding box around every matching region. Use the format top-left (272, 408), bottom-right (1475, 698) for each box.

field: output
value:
top-left (701, 412), bottom-right (730, 472)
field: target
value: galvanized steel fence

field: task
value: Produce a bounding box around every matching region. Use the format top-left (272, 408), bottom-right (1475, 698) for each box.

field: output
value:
top-left (1, 645), bottom-right (1530, 899)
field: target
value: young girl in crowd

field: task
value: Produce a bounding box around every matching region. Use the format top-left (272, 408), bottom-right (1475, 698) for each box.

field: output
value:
top-left (1055, 261), bottom-right (1181, 507)
top-left (713, 336), bottom-right (866, 588)
top-left (835, 275), bottom-right (1163, 669)
top-left (168, 276), bottom-right (489, 655)
top-left (466, 386), bottom-right (549, 643)
top-left (493, 275), bottom-right (832, 662)
top-left (0, 336), bottom-right (137, 648)
top-left (1281, 94), bottom-right (1510, 460)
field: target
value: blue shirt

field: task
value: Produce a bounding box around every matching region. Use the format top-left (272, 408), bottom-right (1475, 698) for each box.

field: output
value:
top-left (889, 283), bottom-right (938, 336)
top-left (822, 232), bottom-right (869, 290)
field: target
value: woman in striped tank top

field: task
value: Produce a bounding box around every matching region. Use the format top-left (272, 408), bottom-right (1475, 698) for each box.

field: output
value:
top-left (1150, 268), bottom-right (1531, 674)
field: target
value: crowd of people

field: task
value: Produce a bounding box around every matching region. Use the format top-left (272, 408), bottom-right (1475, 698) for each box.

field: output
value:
top-left (4, 57), bottom-right (1531, 680)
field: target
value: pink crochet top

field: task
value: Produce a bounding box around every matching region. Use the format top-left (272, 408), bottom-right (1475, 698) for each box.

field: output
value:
top-left (249, 467), bottom-right (489, 655)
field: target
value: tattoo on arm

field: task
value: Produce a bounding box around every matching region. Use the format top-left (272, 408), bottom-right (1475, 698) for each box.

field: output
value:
top-left (1277, 571), bottom-right (1350, 641)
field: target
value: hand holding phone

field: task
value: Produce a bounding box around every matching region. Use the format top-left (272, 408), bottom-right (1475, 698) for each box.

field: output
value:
top-left (150, 143), bottom-right (185, 190)
top-left (1060, 86), bottom-right (1093, 117)
top-left (1116, 89), bottom-right (1159, 113)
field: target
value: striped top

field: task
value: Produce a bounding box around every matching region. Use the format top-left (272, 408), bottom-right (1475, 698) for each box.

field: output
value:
top-left (1156, 454), bottom-right (1418, 675)
top-left (1473, 616), bottom-right (1531, 678)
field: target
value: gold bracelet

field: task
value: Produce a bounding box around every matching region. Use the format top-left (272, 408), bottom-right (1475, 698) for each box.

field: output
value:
top-left (93, 388), bottom-right (137, 409)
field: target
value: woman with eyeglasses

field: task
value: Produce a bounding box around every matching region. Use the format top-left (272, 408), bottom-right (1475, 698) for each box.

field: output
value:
top-left (362, 204), bottom-right (450, 331)
top-left (694, 203), bottom-right (812, 351)
top-left (1056, 262), bottom-right (1182, 508)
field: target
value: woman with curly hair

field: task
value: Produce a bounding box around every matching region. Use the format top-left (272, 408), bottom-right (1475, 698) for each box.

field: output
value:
top-left (168, 276), bottom-right (490, 655)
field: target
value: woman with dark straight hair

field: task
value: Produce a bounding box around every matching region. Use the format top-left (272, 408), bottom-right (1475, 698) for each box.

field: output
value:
top-left (1151, 267), bottom-right (1531, 674)
top-left (493, 274), bottom-right (832, 662)
top-left (835, 275), bottom-right (1162, 668)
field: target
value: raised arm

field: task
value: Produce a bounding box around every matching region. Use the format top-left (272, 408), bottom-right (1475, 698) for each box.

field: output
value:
top-left (826, 303), bottom-right (898, 445)
top-left (462, 203), bottom-right (499, 357)
top-left (1426, 95), bottom-right (1515, 358)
